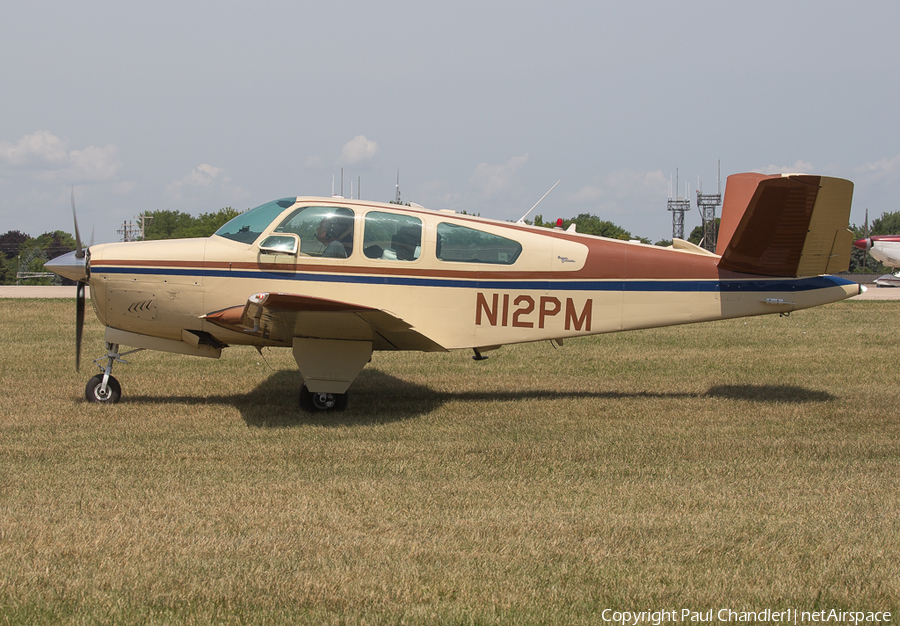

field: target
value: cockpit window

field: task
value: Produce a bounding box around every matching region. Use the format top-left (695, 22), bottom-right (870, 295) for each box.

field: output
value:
top-left (215, 198), bottom-right (296, 244)
top-left (363, 212), bottom-right (422, 261)
top-left (274, 206), bottom-right (355, 258)
top-left (436, 223), bottom-right (522, 265)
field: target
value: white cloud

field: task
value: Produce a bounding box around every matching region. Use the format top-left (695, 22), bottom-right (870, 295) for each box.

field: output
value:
top-left (470, 153), bottom-right (529, 197)
top-left (753, 160), bottom-right (814, 175)
top-left (567, 185), bottom-right (604, 203)
top-left (414, 179), bottom-right (461, 209)
top-left (566, 169), bottom-right (666, 210)
top-left (0, 130), bottom-right (69, 167)
top-left (68, 145), bottom-right (121, 181)
top-left (855, 154), bottom-right (900, 185)
top-left (0, 130), bottom-right (121, 183)
top-left (603, 169), bottom-right (667, 200)
top-left (166, 163), bottom-right (249, 205)
top-left (556, 169), bottom-right (670, 238)
top-left (339, 135), bottom-right (379, 167)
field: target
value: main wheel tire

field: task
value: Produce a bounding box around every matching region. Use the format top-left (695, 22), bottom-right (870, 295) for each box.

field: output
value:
top-left (299, 384), bottom-right (348, 412)
top-left (85, 374), bottom-right (122, 404)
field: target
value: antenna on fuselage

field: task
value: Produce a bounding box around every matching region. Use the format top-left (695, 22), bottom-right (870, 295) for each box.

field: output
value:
top-left (517, 179), bottom-right (561, 224)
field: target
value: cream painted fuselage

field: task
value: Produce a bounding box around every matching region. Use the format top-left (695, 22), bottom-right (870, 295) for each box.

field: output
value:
top-left (85, 196), bottom-right (858, 357)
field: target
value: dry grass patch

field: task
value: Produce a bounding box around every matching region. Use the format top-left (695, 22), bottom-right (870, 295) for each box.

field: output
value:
top-left (1, 299), bottom-right (898, 624)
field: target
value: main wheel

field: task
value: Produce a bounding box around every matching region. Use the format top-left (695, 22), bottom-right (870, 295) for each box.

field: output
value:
top-left (299, 384), bottom-right (348, 412)
top-left (85, 374), bottom-right (122, 404)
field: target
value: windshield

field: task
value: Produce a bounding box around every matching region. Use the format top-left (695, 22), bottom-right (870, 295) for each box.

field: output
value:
top-left (214, 198), bottom-right (297, 244)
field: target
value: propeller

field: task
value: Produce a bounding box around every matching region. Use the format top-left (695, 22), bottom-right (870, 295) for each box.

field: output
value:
top-left (71, 188), bottom-right (86, 370)
top-left (44, 188), bottom-right (91, 370)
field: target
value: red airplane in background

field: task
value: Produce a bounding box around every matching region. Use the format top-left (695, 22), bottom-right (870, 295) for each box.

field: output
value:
top-left (854, 235), bottom-right (900, 287)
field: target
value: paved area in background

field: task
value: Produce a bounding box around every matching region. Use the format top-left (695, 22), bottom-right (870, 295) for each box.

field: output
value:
top-left (1, 284), bottom-right (897, 300)
top-left (0, 286), bottom-right (91, 299)
top-left (850, 286), bottom-right (900, 300)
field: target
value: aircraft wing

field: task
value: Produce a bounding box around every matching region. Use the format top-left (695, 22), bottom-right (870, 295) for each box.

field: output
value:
top-left (203, 292), bottom-right (448, 352)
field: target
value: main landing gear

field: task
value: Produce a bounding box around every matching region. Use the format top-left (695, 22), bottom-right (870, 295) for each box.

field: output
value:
top-left (84, 342), bottom-right (142, 404)
top-left (299, 384), bottom-right (349, 413)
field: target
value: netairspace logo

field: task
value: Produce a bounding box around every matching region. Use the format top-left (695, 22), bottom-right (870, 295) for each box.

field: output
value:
top-left (600, 608), bottom-right (892, 625)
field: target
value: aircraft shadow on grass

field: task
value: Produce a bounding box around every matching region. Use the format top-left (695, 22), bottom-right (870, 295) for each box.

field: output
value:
top-left (127, 369), bottom-right (836, 428)
top-left (704, 384), bottom-right (835, 403)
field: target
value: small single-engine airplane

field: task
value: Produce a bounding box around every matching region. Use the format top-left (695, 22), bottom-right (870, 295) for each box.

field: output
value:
top-left (853, 234), bottom-right (900, 287)
top-left (46, 171), bottom-right (861, 412)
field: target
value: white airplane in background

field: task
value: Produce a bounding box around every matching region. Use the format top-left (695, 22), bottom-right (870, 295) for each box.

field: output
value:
top-left (854, 235), bottom-right (900, 287)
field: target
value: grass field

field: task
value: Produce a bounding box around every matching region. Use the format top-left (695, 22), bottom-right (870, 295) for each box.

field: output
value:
top-left (1, 299), bottom-right (898, 624)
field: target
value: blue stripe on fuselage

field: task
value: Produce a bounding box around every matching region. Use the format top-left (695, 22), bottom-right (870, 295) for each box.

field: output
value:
top-left (94, 266), bottom-right (857, 293)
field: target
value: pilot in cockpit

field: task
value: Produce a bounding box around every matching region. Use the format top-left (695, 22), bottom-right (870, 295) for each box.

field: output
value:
top-left (316, 215), bottom-right (353, 258)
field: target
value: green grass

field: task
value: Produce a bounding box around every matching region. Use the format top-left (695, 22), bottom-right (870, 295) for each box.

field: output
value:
top-left (1, 299), bottom-right (898, 624)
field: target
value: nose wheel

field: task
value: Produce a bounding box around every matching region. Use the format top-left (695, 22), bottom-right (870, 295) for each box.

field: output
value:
top-left (85, 374), bottom-right (121, 403)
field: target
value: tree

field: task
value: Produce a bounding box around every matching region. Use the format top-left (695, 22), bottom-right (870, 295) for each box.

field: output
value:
top-left (687, 218), bottom-right (720, 248)
top-left (0, 229), bottom-right (78, 285)
top-left (0, 230), bottom-right (30, 260)
top-left (0, 231), bottom-right (32, 284)
top-left (34, 231), bottom-right (76, 260)
top-left (533, 213), bottom-right (646, 242)
top-left (142, 207), bottom-right (241, 240)
top-left (869, 210), bottom-right (900, 235)
top-left (18, 244), bottom-right (52, 285)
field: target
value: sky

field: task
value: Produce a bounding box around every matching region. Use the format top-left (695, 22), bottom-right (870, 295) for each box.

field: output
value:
top-left (2, 0), bottom-right (899, 246)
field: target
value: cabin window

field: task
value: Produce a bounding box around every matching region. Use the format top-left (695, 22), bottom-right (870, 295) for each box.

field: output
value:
top-left (215, 198), bottom-right (296, 244)
top-left (436, 223), bottom-right (522, 265)
top-left (274, 206), bottom-right (355, 258)
top-left (363, 212), bottom-right (422, 261)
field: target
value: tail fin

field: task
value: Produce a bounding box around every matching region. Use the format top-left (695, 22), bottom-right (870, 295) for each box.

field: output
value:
top-left (716, 173), bottom-right (854, 277)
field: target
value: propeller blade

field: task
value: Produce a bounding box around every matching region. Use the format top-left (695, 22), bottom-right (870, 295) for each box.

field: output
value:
top-left (76, 280), bottom-right (85, 371)
top-left (71, 187), bottom-right (84, 260)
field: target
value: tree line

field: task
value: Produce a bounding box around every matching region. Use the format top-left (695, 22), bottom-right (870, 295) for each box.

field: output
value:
top-left (2, 206), bottom-right (897, 285)
top-left (0, 208), bottom-right (238, 285)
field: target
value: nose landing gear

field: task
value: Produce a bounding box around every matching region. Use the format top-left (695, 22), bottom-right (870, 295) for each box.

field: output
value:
top-left (84, 342), bottom-right (143, 404)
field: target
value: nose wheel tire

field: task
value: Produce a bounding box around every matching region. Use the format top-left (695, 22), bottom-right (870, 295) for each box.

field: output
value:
top-left (299, 384), bottom-right (348, 412)
top-left (85, 374), bottom-right (122, 404)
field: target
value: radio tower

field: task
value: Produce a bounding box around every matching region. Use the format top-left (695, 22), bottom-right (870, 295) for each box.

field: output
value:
top-left (696, 161), bottom-right (722, 252)
top-left (667, 169), bottom-right (690, 241)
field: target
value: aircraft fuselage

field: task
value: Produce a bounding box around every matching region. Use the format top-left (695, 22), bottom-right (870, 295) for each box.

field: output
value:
top-left (83, 196), bottom-right (859, 355)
